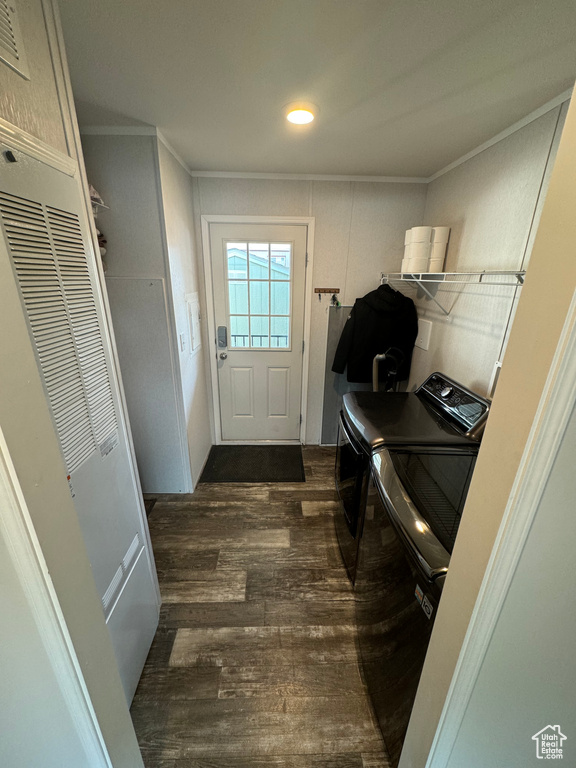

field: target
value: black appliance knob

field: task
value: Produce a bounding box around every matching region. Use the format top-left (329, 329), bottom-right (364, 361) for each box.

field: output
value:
top-left (440, 386), bottom-right (453, 398)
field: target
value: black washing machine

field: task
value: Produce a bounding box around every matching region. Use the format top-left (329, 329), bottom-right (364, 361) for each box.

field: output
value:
top-left (334, 372), bottom-right (490, 765)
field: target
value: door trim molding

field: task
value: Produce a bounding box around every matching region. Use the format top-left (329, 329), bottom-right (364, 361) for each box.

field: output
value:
top-left (0, 427), bottom-right (113, 767)
top-left (425, 288), bottom-right (576, 767)
top-left (200, 215), bottom-right (315, 444)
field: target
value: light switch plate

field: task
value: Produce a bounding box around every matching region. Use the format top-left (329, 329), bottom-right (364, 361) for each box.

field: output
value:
top-left (186, 292), bottom-right (201, 354)
top-left (415, 319), bottom-right (432, 350)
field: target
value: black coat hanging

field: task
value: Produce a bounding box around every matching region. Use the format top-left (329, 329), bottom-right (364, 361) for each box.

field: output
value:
top-left (332, 284), bottom-right (418, 383)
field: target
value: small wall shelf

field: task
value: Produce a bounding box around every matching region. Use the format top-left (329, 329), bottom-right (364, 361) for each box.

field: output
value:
top-left (380, 270), bottom-right (526, 316)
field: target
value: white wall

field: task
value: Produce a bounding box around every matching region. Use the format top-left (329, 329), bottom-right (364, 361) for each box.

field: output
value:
top-left (81, 133), bottom-right (212, 489)
top-left (193, 177), bottom-right (427, 442)
top-left (81, 133), bottom-right (193, 492)
top-left (82, 135), bottom-right (167, 280)
top-left (157, 142), bottom-right (212, 484)
top-left (408, 103), bottom-right (567, 394)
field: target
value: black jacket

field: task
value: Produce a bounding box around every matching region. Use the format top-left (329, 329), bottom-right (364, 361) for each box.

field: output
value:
top-left (332, 284), bottom-right (418, 383)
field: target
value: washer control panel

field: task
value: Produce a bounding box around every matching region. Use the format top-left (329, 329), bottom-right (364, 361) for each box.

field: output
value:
top-left (417, 373), bottom-right (490, 438)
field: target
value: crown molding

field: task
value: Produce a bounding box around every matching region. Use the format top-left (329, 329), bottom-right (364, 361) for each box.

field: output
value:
top-left (188, 170), bottom-right (428, 183)
top-left (79, 125), bottom-right (157, 136)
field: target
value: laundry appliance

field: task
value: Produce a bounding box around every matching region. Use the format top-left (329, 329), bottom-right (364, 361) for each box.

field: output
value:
top-left (334, 372), bottom-right (490, 765)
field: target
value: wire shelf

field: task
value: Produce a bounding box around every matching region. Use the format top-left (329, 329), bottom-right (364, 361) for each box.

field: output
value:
top-left (381, 270), bottom-right (525, 287)
top-left (380, 270), bottom-right (526, 315)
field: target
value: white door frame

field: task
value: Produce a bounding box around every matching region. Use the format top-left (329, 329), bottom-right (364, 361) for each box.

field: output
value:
top-left (201, 215), bottom-right (315, 445)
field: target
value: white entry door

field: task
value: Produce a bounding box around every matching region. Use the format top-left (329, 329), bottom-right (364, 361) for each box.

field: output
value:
top-left (209, 222), bottom-right (308, 441)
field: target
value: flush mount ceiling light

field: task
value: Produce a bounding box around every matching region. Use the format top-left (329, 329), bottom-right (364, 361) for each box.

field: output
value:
top-left (287, 109), bottom-right (314, 124)
top-left (283, 102), bottom-right (318, 125)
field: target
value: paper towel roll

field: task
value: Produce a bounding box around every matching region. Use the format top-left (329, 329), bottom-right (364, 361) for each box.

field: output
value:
top-left (408, 255), bottom-right (429, 272)
top-left (431, 241), bottom-right (447, 261)
top-left (401, 257), bottom-right (411, 272)
top-left (429, 258), bottom-right (445, 273)
top-left (432, 226), bottom-right (450, 244)
top-left (404, 229), bottom-right (412, 246)
top-left (411, 226), bottom-right (433, 243)
top-left (410, 241), bottom-right (431, 262)
top-left (428, 241), bottom-right (447, 272)
top-left (403, 241), bottom-right (412, 264)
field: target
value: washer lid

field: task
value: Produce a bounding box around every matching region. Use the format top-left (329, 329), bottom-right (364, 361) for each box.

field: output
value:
top-left (342, 391), bottom-right (479, 451)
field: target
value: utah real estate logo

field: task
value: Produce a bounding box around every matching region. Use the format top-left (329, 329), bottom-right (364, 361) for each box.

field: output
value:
top-left (532, 725), bottom-right (567, 759)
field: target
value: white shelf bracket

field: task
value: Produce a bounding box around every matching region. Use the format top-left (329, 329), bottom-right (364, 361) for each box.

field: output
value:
top-left (414, 279), bottom-right (451, 316)
top-left (381, 272), bottom-right (451, 315)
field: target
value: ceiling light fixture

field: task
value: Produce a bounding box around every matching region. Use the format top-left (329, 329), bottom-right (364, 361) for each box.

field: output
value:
top-left (287, 108), bottom-right (314, 124)
top-left (284, 102), bottom-right (317, 125)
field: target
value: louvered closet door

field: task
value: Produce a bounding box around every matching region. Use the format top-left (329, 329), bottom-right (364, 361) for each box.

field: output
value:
top-left (0, 147), bottom-right (159, 702)
top-left (0, 0), bottom-right (29, 78)
top-left (1, 195), bottom-right (115, 472)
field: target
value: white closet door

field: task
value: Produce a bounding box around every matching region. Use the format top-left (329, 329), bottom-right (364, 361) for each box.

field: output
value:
top-left (0, 145), bottom-right (159, 702)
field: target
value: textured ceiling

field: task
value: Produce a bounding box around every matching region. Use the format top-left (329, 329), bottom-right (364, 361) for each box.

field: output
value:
top-left (58, 0), bottom-right (576, 177)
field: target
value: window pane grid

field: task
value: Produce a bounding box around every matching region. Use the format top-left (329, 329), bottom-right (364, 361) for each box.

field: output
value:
top-left (226, 241), bottom-right (291, 349)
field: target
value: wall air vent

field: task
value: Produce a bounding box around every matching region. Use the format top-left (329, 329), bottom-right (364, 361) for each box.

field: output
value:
top-left (0, 192), bottom-right (118, 474)
top-left (102, 533), bottom-right (142, 615)
top-left (102, 565), bottom-right (123, 613)
top-left (0, 0), bottom-right (29, 79)
top-left (122, 533), bottom-right (141, 572)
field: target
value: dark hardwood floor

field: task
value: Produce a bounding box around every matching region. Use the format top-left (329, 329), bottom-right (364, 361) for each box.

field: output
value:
top-left (133, 447), bottom-right (390, 768)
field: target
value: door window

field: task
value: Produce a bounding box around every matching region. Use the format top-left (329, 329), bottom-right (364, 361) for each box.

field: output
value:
top-left (226, 241), bottom-right (291, 348)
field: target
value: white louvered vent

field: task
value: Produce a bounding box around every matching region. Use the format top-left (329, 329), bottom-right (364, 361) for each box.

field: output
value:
top-left (47, 206), bottom-right (117, 445)
top-left (102, 565), bottom-right (123, 613)
top-left (102, 533), bottom-right (141, 614)
top-left (0, 0), bottom-right (29, 79)
top-left (122, 533), bottom-right (141, 572)
top-left (0, 192), bottom-right (118, 474)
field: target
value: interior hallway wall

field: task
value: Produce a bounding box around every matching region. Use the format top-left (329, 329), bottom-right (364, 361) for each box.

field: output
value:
top-left (82, 133), bottom-right (212, 490)
top-left (157, 142), bottom-right (212, 484)
top-left (82, 133), bottom-right (191, 492)
top-left (407, 102), bottom-right (568, 395)
top-left (193, 178), bottom-right (427, 443)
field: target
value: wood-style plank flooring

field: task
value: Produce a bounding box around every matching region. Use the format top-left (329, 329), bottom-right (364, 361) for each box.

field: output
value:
top-left (133, 447), bottom-right (390, 768)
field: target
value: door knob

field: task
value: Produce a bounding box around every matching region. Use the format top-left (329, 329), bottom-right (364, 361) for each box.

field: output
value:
top-left (219, 352), bottom-right (228, 360)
